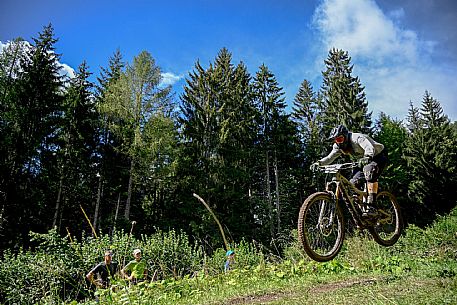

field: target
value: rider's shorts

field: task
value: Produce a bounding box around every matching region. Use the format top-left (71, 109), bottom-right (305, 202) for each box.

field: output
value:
top-left (363, 148), bottom-right (388, 182)
top-left (351, 148), bottom-right (388, 184)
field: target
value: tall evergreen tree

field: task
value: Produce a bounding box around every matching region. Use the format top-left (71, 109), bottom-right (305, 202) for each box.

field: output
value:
top-left (292, 79), bottom-right (320, 143)
top-left (49, 61), bottom-right (98, 233)
top-left (291, 80), bottom-right (328, 210)
top-left (0, 39), bottom-right (26, 238)
top-left (321, 48), bottom-right (371, 134)
top-left (0, 24), bottom-right (65, 249)
top-left (95, 49), bottom-right (128, 232)
top-left (215, 58), bottom-right (257, 239)
top-left (252, 64), bottom-right (296, 239)
top-left (406, 101), bottom-right (422, 133)
top-left (404, 91), bottom-right (457, 221)
top-left (178, 48), bottom-right (258, 246)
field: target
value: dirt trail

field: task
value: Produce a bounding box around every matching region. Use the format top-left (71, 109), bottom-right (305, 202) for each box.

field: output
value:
top-left (221, 277), bottom-right (381, 304)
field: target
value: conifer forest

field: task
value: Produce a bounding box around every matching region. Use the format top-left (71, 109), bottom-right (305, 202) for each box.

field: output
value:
top-left (1, 24), bottom-right (456, 254)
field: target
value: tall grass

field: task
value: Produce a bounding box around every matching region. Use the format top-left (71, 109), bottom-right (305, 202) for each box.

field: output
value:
top-left (0, 208), bottom-right (456, 304)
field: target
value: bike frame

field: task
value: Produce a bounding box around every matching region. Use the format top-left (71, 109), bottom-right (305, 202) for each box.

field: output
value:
top-left (321, 163), bottom-right (370, 229)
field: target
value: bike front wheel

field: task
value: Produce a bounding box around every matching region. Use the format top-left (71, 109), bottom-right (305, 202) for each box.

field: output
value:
top-left (297, 192), bottom-right (345, 262)
top-left (368, 191), bottom-right (403, 246)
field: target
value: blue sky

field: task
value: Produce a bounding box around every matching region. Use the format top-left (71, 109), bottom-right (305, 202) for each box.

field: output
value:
top-left (1, 0), bottom-right (456, 121)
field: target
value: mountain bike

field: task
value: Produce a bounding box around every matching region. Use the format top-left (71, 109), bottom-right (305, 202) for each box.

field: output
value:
top-left (297, 161), bottom-right (403, 262)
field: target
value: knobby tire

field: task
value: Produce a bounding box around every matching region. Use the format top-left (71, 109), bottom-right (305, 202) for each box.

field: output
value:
top-left (297, 192), bottom-right (345, 262)
top-left (368, 191), bottom-right (403, 246)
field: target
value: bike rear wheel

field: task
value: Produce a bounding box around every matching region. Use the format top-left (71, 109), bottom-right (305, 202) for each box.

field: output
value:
top-left (297, 192), bottom-right (345, 262)
top-left (368, 191), bottom-right (402, 246)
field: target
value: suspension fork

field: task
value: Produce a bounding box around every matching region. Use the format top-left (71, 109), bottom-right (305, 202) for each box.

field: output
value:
top-left (318, 200), bottom-right (328, 226)
top-left (317, 181), bottom-right (339, 226)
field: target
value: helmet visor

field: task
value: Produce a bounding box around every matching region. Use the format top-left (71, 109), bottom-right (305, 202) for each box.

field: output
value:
top-left (334, 135), bottom-right (345, 144)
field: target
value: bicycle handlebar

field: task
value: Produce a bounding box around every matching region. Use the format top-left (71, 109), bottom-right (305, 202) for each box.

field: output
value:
top-left (311, 157), bottom-right (370, 174)
top-left (319, 162), bottom-right (358, 174)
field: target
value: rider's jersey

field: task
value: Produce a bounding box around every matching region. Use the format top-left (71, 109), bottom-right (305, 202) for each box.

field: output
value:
top-left (319, 132), bottom-right (384, 165)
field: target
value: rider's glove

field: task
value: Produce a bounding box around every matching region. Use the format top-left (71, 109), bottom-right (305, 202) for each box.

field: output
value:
top-left (358, 156), bottom-right (371, 168)
top-left (310, 161), bottom-right (320, 171)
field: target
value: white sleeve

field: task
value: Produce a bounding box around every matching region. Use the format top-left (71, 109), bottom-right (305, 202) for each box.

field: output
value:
top-left (319, 144), bottom-right (342, 165)
top-left (356, 135), bottom-right (376, 158)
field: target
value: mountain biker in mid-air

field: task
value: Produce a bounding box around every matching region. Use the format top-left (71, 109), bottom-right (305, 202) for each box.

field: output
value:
top-left (311, 125), bottom-right (388, 217)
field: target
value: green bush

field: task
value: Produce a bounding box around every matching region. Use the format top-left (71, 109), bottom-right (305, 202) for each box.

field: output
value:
top-left (0, 228), bottom-right (268, 304)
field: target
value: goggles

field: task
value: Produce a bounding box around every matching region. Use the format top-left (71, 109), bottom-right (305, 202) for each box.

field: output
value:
top-left (334, 135), bottom-right (345, 144)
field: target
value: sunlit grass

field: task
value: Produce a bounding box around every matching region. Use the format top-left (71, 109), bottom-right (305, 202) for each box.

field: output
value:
top-left (1, 208), bottom-right (456, 304)
top-left (84, 208), bottom-right (457, 305)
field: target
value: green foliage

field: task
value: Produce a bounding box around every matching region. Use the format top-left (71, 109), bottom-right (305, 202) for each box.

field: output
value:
top-left (2, 25), bottom-right (457, 305)
top-left (1, 207), bottom-right (457, 304)
top-left (0, 24), bottom-right (66, 249)
top-left (93, 208), bottom-right (457, 304)
top-left (49, 60), bottom-right (99, 232)
top-left (320, 48), bottom-right (371, 134)
top-left (0, 229), bottom-right (87, 304)
top-left (404, 91), bottom-right (457, 221)
top-left (291, 79), bottom-right (325, 198)
top-left (373, 113), bottom-right (408, 190)
top-left (99, 50), bottom-right (177, 221)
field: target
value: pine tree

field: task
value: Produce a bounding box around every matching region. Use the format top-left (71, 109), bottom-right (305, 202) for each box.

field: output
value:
top-left (321, 48), bottom-right (371, 134)
top-left (252, 64), bottom-right (291, 239)
top-left (50, 61), bottom-right (98, 232)
top-left (291, 79), bottom-right (324, 200)
top-left (0, 24), bottom-right (65, 248)
top-left (292, 79), bottom-right (320, 142)
top-left (404, 91), bottom-right (457, 220)
top-left (178, 48), bottom-right (258, 245)
top-left (95, 49), bottom-right (128, 232)
top-left (406, 101), bottom-right (422, 133)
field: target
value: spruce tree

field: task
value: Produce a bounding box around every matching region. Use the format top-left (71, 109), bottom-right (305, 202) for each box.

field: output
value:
top-left (178, 48), bottom-right (258, 245)
top-left (252, 64), bottom-right (295, 239)
top-left (95, 49), bottom-right (128, 232)
top-left (0, 24), bottom-right (65, 248)
top-left (50, 61), bottom-right (98, 232)
top-left (291, 79), bottom-right (324, 199)
top-left (404, 91), bottom-right (457, 220)
top-left (321, 48), bottom-right (371, 134)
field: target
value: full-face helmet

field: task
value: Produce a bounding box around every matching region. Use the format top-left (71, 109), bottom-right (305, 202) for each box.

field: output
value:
top-left (327, 125), bottom-right (349, 149)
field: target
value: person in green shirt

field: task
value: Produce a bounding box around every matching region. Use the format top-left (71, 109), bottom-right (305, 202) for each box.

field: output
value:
top-left (121, 248), bottom-right (147, 283)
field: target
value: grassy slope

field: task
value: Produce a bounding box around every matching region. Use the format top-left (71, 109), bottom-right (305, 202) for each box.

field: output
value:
top-left (85, 209), bottom-right (457, 305)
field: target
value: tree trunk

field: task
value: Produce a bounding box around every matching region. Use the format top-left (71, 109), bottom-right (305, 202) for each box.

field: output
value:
top-left (124, 160), bottom-right (135, 220)
top-left (265, 150), bottom-right (273, 238)
top-left (93, 175), bottom-right (102, 231)
top-left (114, 192), bottom-right (121, 232)
top-left (52, 174), bottom-right (64, 228)
top-left (274, 151), bottom-right (280, 234)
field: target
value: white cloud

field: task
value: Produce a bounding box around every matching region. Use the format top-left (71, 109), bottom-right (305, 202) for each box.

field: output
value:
top-left (313, 0), bottom-right (422, 64)
top-left (59, 63), bottom-right (75, 79)
top-left (358, 64), bottom-right (457, 121)
top-left (1, 40), bottom-right (76, 81)
top-left (311, 0), bottom-right (456, 121)
top-left (160, 72), bottom-right (182, 87)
